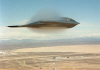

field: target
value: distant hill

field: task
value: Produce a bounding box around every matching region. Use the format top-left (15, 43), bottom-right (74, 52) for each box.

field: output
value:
top-left (0, 37), bottom-right (100, 50)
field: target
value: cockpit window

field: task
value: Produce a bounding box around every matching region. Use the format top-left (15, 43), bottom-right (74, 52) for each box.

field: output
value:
top-left (67, 18), bottom-right (75, 21)
top-left (65, 18), bottom-right (76, 22)
top-left (66, 18), bottom-right (71, 21)
top-left (70, 19), bottom-right (76, 22)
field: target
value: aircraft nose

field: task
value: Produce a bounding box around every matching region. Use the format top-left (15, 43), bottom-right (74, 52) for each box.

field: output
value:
top-left (77, 22), bottom-right (80, 24)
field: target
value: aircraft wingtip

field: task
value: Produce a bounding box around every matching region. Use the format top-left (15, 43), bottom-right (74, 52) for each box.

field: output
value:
top-left (7, 26), bottom-right (19, 27)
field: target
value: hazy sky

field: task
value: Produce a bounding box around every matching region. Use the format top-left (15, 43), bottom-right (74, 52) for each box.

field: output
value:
top-left (0, 0), bottom-right (100, 40)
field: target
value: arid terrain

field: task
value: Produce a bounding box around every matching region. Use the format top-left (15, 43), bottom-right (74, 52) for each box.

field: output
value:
top-left (0, 45), bottom-right (100, 70)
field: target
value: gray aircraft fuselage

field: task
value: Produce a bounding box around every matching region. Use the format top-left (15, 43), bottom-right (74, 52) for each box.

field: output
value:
top-left (8, 17), bottom-right (80, 29)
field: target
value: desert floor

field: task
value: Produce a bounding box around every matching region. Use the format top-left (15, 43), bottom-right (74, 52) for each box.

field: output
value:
top-left (0, 45), bottom-right (100, 70)
top-left (13, 45), bottom-right (100, 53)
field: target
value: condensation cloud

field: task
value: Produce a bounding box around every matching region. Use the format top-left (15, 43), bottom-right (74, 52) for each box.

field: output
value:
top-left (27, 8), bottom-right (68, 33)
top-left (27, 8), bottom-right (61, 23)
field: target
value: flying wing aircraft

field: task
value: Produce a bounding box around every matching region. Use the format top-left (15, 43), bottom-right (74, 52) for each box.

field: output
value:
top-left (7, 17), bottom-right (79, 29)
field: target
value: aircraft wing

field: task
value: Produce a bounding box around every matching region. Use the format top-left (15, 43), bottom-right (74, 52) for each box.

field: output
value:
top-left (7, 26), bottom-right (21, 27)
